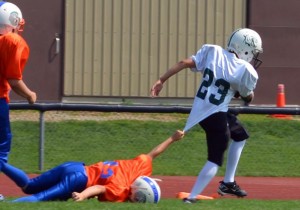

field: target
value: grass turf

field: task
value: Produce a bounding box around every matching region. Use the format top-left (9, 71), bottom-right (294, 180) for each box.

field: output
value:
top-left (2, 112), bottom-right (300, 209)
top-left (8, 114), bottom-right (300, 176)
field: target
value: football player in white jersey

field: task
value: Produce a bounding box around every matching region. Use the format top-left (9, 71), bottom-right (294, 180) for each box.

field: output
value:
top-left (150, 28), bottom-right (263, 203)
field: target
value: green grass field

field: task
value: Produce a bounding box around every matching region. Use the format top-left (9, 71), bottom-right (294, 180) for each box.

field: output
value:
top-left (1, 198), bottom-right (300, 210)
top-left (3, 112), bottom-right (300, 209)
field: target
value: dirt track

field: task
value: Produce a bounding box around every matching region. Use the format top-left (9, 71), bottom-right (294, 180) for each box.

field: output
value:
top-left (153, 176), bottom-right (300, 200)
top-left (1, 174), bottom-right (299, 200)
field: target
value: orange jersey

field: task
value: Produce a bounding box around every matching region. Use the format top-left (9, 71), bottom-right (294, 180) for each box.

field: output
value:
top-left (0, 32), bottom-right (29, 102)
top-left (84, 154), bottom-right (152, 202)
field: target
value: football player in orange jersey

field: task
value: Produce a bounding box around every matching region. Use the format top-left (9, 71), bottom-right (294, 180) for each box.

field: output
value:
top-left (0, 2), bottom-right (36, 199)
top-left (0, 130), bottom-right (184, 202)
top-left (0, 2), bottom-right (36, 164)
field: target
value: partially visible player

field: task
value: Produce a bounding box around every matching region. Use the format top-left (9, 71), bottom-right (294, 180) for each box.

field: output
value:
top-left (0, 1), bottom-right (37, 198)
top-left (0, 130), bottom-right (184, 202)
top-left (0, 2), bottom-right (36, 165)
top-left (150, 28), bottom-right (263, 203)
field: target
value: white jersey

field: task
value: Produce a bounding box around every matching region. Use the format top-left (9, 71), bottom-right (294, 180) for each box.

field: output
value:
top-left (183, 44), bottom-right (258, 132)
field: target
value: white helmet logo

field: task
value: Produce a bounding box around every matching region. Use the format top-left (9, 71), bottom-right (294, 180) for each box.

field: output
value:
top-left (243, 34), bottom-right (258, 48)
top-left (9, 12), bottom-right (20, 27)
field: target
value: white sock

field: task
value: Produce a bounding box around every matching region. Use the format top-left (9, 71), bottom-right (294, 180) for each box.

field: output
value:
top-left (188, 161), bottom-right (218, 199)
top-left (224, 140), bottom-right (246, 183)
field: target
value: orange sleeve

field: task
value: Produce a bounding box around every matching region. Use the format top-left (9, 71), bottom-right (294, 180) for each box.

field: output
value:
top-left (4, 33), bottom-right (29, 80)
top-left (99, 184), bottom-right (129, 202)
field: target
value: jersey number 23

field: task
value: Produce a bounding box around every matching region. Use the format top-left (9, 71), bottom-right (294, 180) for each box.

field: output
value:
top-left (196, 68), bottom-right (230, 105)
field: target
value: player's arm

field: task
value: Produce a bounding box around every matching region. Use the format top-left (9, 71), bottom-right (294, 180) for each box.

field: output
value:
top-left (8, 79), bottom-right (36, 104)
top-left (241, 91), bottom-right (254, 104)
top-left (150, 58), bottom-right (195, 97)
top-left (235, 91), bottom-right (254, 104)
top-left (72, 185), bottom-right (106, 202)
top-left (237, 68), bottom-right (257, 105)
top-left (147, 130), bottom-right (184, 160)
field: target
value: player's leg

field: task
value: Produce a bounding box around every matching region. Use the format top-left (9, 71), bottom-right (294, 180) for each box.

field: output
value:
top-left (218, 112), bottom-right (248, 197)
top-left (23, 162), bottom-right (85, 194)
top-left (0, 99), bottom-right (12, 163)
top-left (0, 161), bottom-right (30, 188)
top-left (12, 163), bottom-right (87, 202)
top-left (12, 171), bottom-right (87, 202)
top-left (184, 112), bottom-right (229, 203)
top-left (223, 140), bottom-right (246, 183)
top-left (183, 161), bottom-right (219, 204)
top-left (0, 99), bottom-right (13, 200)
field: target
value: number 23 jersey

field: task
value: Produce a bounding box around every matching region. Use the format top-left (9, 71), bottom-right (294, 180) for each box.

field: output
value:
top-left (183, 44), bottom-right (258, 132)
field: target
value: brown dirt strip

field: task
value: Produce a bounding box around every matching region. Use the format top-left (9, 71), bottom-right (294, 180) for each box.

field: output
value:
top-left (153, 176), bottom-right (300, 200)
top-left (1, 174), bottom-right (299, 200)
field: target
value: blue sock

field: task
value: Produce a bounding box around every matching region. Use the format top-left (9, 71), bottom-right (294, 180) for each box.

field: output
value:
top-left (0, 161), bottom-right (29, 188)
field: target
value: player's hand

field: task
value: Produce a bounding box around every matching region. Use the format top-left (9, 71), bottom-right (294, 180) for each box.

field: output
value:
top-left (72, 192), bottom-right (85, 202)
top-left (234, 91), bottom-right (240, 98)
top-left (241, 92), bottom-right (254, 104)
top-left (150, 80), bottom-right (163, 97)
top-left (172, 130), bottom-right (185, 141)
top-left (27, 91), bottom-right (37, 104)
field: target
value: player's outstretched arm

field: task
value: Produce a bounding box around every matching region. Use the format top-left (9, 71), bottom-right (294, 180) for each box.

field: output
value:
top-left (150, 58), bottom-right (195, 97)
top-left (147, 130), bottom-right (184, 160)
top-left (72, 185), bottom-right (106, 201)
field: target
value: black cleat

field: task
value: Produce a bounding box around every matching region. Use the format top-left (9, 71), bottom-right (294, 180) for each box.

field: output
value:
top-left (218, 181), bottom-right (247, 197)
top-left (182, 197), bottom-right (197, 204)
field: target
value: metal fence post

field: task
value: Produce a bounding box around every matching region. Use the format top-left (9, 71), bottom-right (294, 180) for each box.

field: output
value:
top-left (39, 110), bottom-right (45, 171)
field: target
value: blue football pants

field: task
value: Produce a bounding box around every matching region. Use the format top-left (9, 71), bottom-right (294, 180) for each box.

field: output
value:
top-left (0, 161), bottom-right (88, 202)
top-left (0, 99), bottom-right (12, 163)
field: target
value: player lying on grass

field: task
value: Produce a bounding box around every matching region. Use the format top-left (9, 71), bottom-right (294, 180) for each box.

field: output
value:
top-left (0, 130), bottom-right (184, 202)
